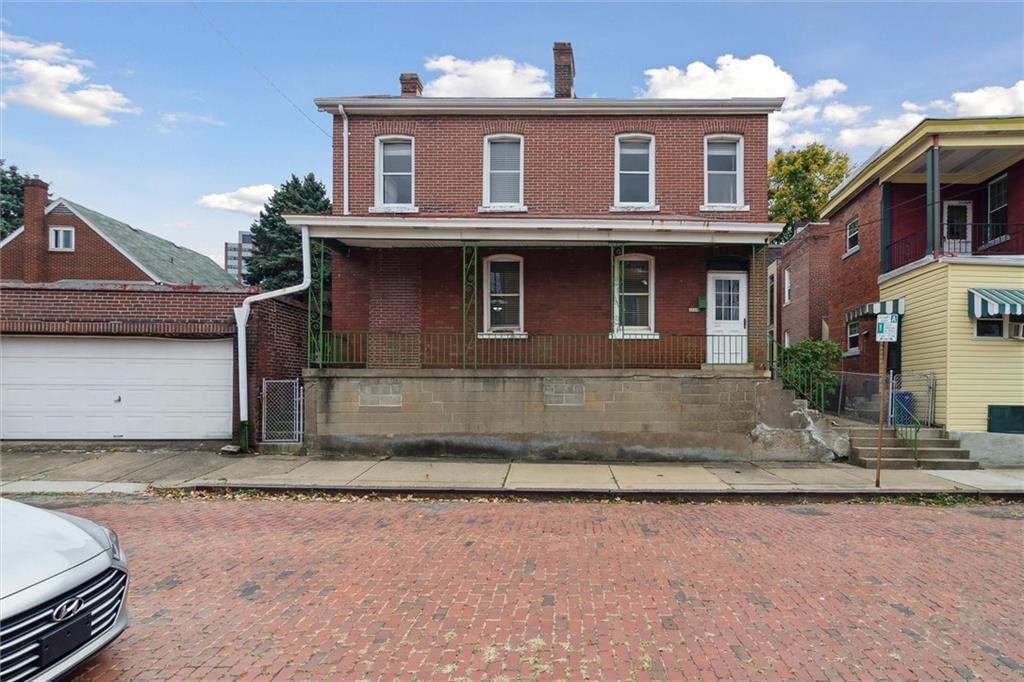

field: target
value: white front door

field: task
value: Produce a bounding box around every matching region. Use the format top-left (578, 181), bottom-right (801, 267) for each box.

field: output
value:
top-left (943, 200), bottom-right (972, 254)
top-left (706, 271), bottom-right (748, 364)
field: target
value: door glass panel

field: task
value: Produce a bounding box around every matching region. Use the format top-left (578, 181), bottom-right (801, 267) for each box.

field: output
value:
top-left (715, 279), bottom-right (740, 321)
top-left (946, 204), bottom-right (968, 240)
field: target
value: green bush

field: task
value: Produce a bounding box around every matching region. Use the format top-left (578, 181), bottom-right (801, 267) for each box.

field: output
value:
top-left (777, 339), bottom-right (843, 410)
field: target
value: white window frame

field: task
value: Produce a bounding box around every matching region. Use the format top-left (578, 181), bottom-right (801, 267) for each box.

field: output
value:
top-left (783, 267), bottom-right (792, 305)
top-left (844, 218), bottom-right (860, 256)
top-left (610, 253), bottom-right (656, 338)
top-left (481, 134), bottom-right (526, 212)
top-left (783, 331), bottom-right (791, 348)
top-left (612, 133), bottom-right (657, 210)
top-left (983, 173), bottom-right (1009, 248)
top-left (974, 314), bottom-right (1024, 340)
top-left (49, 226), bottom-right (75, 252)
top-left (702, 134), bottom-right (747, 211)
top-left (846, 320), bottom-right (861, 356)
top-left (372, 135), bottom-right (417, 212)
top-left (481, 254), bottom-right (525, 337)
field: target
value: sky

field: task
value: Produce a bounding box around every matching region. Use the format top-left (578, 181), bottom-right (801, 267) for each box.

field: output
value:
top-left (2, 2), bottom-right (1023, 264)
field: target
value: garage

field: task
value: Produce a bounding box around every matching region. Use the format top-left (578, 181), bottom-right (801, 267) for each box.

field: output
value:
top-left (1, 336), bottom-right (233, 440)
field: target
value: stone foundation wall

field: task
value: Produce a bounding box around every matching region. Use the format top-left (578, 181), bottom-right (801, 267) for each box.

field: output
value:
top-left (304, 369), bottom-right (830, 462)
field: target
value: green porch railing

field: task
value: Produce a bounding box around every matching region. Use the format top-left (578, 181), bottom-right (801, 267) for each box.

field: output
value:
top-left (766, 338), bottom-right (831, 412)
top-left (318, 331), bottom-right (750, 369)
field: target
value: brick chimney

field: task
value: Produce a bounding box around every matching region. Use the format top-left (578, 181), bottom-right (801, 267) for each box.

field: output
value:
top-left (553, 42), bottom-right (575, 98)
top-left (22, 177), bottom-right (49, 283)
top-left (399, 73), bottom-right (423, 97)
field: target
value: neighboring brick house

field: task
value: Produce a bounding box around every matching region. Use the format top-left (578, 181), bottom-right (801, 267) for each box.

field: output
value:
top-left (819, 117), bottom-right (1024, 464)
top-left (0, 179), bottom-right (302, 442)
top-left (285, 43), bottom-right (814, 460)
top-left (776, 222), bottom-right (830, 347)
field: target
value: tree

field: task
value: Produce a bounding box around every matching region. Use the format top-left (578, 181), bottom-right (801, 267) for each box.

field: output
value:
top-left (245, 173), bottom-right (332, 290)
top-left (768, 143), bottom-right (850, 242)
top-left (1, 160), bottom-right (31, 239)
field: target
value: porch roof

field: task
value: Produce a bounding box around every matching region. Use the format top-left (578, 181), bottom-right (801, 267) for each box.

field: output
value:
top-left (283, 214), bottom-right (783, 247)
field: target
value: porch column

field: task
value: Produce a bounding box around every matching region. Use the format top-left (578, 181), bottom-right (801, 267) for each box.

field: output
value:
top-left (306, 238), bottom-right (328, 368)
top-left (748, 244), bottom-right (768, 371)
top-left (925, 136), bottom-right (941, 258)
top-left (880, 182), bottom-right (891, 273)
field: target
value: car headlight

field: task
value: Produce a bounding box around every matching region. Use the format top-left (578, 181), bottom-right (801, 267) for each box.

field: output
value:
top-left (105, 527), bottom-right (126, 563)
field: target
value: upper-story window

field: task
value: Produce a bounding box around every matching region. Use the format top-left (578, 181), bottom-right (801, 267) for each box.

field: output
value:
top-left (612, 254), bottom-right (655, 335)
top-left (483, 255), bottom-right (524, 335)
top-left (49, 226), bottom-right (74, 252)
top-left (482, 134), bottom-right (525, 211)
top-left (373, 136), bottom-right (415, 211)
top-left (985, 174), bottom-right (1009, 245)
top-left (614, 134), bottom-right (656, 209)
top-left (845, 218), bottom-right (860, 254)
top-left (703, 135), bottom-right (746, 211)
top-left (783, 267), bottom-right (792, 305)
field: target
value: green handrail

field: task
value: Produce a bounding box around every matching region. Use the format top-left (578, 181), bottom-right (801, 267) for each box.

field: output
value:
top-left (766, 337), bottom-right (831, 412)
top-left (891, 396), bottom-right (922, 468)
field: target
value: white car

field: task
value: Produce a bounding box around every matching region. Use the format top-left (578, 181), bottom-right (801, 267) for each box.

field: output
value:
top-left (0, 499), bottom-right (129, 682)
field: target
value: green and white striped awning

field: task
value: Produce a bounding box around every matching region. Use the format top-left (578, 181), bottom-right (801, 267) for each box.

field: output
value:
top-left (967, 288), bottom-right (1024, 318)
top-left (846, 298), bottom-right (906, 323)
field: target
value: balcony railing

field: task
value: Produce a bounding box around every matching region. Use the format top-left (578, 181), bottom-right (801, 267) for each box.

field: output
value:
top-left (316, 331), bottom-right (750, 369)
top-left (885, 223), bottom-right (1024, 271)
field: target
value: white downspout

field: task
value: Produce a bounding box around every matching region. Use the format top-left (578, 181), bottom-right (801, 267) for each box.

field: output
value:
top-left (339, 105), bottom-right (350, 215)
top-left (234, 225), bottom-right (311, 448)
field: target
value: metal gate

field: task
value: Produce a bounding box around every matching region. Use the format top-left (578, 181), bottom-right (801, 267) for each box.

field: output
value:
top-left (887, 371), bottom-right (936, 426)
top-left (261, 378), bottom-right (303, 443)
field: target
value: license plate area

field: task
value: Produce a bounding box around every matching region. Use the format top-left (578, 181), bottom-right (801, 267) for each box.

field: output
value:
top-left (38, 612), bottom-right (92, 668)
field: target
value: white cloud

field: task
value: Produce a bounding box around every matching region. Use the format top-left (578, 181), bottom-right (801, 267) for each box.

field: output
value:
top-left (837, 112), bottom-right (925, 148)
top-left (798, 78), bottom-right (847, 103)
top-left (822, 102), bottom-right (871, 125)
top-left (156, 111), bottom-right (226, 134)
top-left (787, 130), bottom-right (825, 147)
top-left (197, 184), bottom-right (274, 214)
top-left (422, 55), bottom-right (551, 97)
top-left (0, 30), bottom-right (139, 126)
top-left (948, 81), bottom-right (1024, 116)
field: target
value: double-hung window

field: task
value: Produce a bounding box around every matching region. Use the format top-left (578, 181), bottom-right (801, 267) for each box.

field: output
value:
top-left (483, 255), bottom-right (524, 335)
top-left (374, 136), bottom-right (415, 211)
top-left (783, 267), bottom-right (792, 305)
top-left (614, 134), bottom-right (655, 208)
top-left (847, 321), bottom-right (860, 353)
top-left (482, 135), bottom-right (525, 210)
top-left (845, 219), bottom-right (859, 254)
top-left (985, 174), bottom-right (1008, 245)
top-left (703, 135), bottom-right (745, 210)
top-left (49, 226), bottom-right (74, 252)
top-left (612, 254), bottom-right (655, 335)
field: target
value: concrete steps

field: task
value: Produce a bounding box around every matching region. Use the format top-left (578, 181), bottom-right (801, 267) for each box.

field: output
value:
top-left (845, 426), bottom-right (980, 470)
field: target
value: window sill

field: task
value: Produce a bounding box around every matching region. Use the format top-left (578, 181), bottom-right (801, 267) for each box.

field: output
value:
top-left (977, 235), bottom-right (1010, 251)
top-left (783, 300), bottom-right (792, 307)
top-left (700, 204), bottom-right (750, 213)
top-left (478, 205), bottom-right (528, 213)
top-left (844, 348), bottom-right (861, 357)
top-left (842, 245), bottom-right (861, 260)
top-left (608, 331), bottom-right (660, 340)
top-left (369, 205), bottom-right (419, 214)
top-left (609, 204), bottom-right (660, 213)
top-left (48, 248), bottom-right (75, 253)
top-left (478, 331), bottom-right (528, 339)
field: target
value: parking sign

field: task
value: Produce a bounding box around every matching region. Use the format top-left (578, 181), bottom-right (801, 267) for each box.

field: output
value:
top-left (876, 313), bottom-right (899, 342)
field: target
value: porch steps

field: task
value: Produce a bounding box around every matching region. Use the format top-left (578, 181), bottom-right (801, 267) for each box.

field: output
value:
top-left (845, 426), bottom-right (980, 470)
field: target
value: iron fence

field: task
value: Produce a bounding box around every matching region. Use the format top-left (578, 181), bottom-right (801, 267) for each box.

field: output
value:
top-left (261, 378), bottom-right (303, 443)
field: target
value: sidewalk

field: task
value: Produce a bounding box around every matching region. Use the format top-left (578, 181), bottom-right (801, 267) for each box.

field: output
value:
top-left (2, 448), bottom-right (1022, 496)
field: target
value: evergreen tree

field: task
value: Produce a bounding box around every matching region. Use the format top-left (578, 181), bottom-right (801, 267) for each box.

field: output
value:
top-left (1, 160), bottom-right (31, 239)
top-left (245, 173), bottom-right (332, 290)
top-left (768, 143), bottom-right (850, 242)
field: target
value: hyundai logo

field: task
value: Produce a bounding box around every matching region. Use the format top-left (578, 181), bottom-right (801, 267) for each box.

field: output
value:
top-left (52, 598), bottom-right (85, 622)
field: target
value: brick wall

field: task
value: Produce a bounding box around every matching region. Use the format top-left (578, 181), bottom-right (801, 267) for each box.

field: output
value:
top-left (778, 225), bottom-right (830, 344)
top-left (247, 296), bottom-right (310, 441)
top-left (335, 114), bottom-right (770, 221)
top-left (827, 185), bottom-right (882, 374)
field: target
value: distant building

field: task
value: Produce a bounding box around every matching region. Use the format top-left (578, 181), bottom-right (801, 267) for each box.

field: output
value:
top-left (224, 230), bottom-right (252, 283)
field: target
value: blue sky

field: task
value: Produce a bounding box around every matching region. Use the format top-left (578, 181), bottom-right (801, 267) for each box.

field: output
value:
top-left (2, 2), bottom-right (1022, 262)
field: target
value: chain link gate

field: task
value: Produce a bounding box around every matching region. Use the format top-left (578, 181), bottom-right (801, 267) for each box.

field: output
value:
top-left (887, 371), bottom-right (936, 426)
top-left (261, 378), bottom-right (303, 443)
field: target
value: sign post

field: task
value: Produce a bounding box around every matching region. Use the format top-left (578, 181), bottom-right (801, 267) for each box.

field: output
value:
top-left (874, 314), bottom-right (899, 488)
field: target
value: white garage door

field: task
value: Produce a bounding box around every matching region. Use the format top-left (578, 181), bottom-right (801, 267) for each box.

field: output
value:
top-left (1, 336), bottom-right (233, 439)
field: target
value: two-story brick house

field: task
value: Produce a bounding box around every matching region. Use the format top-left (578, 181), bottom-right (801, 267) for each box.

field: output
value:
top-left (287, 44), bottom-right (818, 460)
top-left (775, 222), bottom-right (831, 348)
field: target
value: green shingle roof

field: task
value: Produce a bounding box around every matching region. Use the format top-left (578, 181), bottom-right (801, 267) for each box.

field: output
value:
top-left (56, 199), bottom-right (241, 287)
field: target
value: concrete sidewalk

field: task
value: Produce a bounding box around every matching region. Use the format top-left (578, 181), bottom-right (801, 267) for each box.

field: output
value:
top-left (2, 448), bottom-right (1023, 496)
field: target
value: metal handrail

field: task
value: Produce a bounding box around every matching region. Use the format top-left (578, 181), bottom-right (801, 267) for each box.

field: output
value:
top-left (886, 223), bottom-right (1024, 272)
top-left (765, 338), bottom-right (831, 412)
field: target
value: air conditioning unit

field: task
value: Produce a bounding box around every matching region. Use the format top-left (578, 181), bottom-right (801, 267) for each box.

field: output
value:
top-left (1010, 321), bottom-right (1024, 340)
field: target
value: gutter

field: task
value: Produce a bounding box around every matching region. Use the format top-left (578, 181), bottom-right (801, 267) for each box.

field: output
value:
top-left (233, 225), bottom-right (311, 450)
top-left (313, 96), bottom-right (786, 116)
top-left (339, 105), bottom-right (350, 215)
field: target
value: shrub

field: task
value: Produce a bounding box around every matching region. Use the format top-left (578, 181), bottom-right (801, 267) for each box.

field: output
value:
top-left (778, 339), bottom-right (843, 410)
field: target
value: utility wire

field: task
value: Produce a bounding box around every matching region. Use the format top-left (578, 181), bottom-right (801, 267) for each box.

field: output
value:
top-left (190, 2), bottom-right (331, 139)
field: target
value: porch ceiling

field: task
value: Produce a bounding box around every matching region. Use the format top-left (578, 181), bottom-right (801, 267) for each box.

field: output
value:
top-left (888, 144), bottom-right (1024, 184)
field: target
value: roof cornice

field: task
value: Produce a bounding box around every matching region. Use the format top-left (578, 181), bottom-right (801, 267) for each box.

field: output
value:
top-left (314, 97), bottom-right (785, 116)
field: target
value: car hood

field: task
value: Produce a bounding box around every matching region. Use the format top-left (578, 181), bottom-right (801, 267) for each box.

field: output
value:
top-left (0, 499), bottom-right (108, 600)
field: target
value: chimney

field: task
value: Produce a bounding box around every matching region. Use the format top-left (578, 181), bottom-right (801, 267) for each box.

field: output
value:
top-left (399, 73), bottom-right (423, 97)
top-left (553, 42), bottom-right (575, 98)
top-left (22, 177), bottom-right (49, 283)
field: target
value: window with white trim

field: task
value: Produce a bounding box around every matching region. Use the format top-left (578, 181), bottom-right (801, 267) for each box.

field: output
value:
top-left (783, 267), bottom-right (792, 304)
top-left (613, 254), bottom-right (654, 333)
top-left (704, 135), bottom-right (744, 209)
top-left (374, 136), bottom-right (414, 209)
top-left (483, 134), bottom-right (524, 209)
top-left (985, 174), bottom-right (1008, 245)
top-left (783, 331), bottom-right (791, 348)
top-left (847, 321), bottom-right (860, 351)
top-left (49, 226), bottom-right (74, 252)
top-left (846, 218), bottom-right (859, 253)
top-left (976, 314), bottom-right (1024, 339)
top-left (483, 255), bottom-right (523, 333)
top-left (614, 134), bottom-right (655, 207)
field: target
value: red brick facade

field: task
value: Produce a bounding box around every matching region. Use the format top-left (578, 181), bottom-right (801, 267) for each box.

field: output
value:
top-left (246, 297), bottom-right (310, 440)
top-left (778, 224), bottom-right (831, 345)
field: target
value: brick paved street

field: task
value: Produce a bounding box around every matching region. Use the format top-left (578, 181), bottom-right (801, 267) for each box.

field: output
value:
top-left (36, 495), bottom-right (1022, 681)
